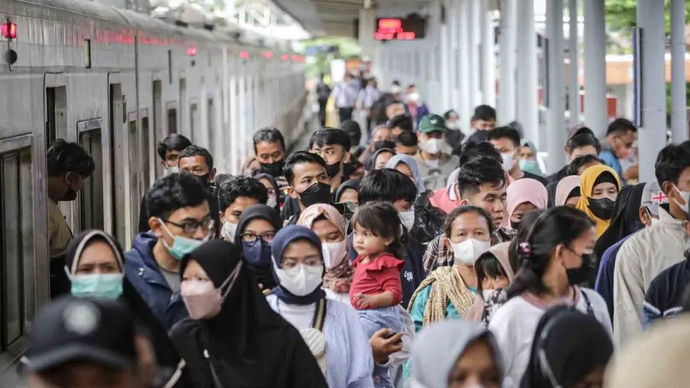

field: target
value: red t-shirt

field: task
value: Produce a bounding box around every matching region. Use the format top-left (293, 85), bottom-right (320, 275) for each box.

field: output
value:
top-left (350, 253), bottom-right (405, 310)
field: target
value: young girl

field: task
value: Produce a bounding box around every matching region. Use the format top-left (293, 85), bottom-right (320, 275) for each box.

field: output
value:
top-left (466, 243), bottom-right (513, 326)
top-left (350, 201), bottom-right (406, 388)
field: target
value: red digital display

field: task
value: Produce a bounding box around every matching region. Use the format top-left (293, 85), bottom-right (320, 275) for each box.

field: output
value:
top-left (374, 18), bottom-right (425, 41)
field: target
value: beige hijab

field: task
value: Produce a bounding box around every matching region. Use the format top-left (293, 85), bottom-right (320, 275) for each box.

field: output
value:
top-left (465, 243), bottom-right (514, 321)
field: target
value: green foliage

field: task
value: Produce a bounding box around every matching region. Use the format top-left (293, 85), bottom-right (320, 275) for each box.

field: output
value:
top-left (296, 37), bottom-right (362, 79)
top-left (605, 0), bottom-right (690, 34)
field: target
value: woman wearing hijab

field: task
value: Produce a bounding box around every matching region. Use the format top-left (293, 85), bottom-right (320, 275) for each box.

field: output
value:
top-left (465, 243), bottom-right (514, 326)
top-left (266, 225), bottom-right (375, 388)
top-left (576, 165), bottom-right (621, 239)
top-left (520, 306), bottom-right (613, 388)
top-left (385, 154), bottom-right (426, 194)
top-left (371, 148), bottom-right (396, 171)
top-left (407, 320), bottom-right (503, 388)
top-left (336, 179), bottom-right (361, 204)
top-left (170, 240), bottom-right (328, 388)
top-left (63, 230), bottom-right (181, 383)
top-left (234, 204), bottom-right (282, 292)
top-left (517, 141), bottom-right (544, 177)
top-left (254, 172), bottom-right (281, 210)
top-left (594, 183), bottom-right (645, 262)
top-left (506, 178), bottom-right (548, 231)
top-left (554, 176), bottom-right (581, 207)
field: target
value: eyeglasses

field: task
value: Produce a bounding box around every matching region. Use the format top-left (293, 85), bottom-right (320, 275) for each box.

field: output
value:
top-left (162, 216), bottom-right (214, 235)
top-left (240, 231), bottom-right (276, 243)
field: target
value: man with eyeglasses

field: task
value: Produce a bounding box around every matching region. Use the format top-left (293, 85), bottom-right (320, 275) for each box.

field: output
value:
top-left (125, 173), bottom-right (213, 330)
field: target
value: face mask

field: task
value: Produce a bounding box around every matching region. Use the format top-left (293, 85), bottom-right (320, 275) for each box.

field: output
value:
top-left (565, 252), bottom-right (595, 286)
top-left (266, 195), bottom-right (278, 208)
top-left (66, 270), bottom-right (124, 300)
top-left (446, 121), bottom-right (459, 130)
top-left (273, 262), bottom-right (324, 296)
top-left (192, 173), bottom-right (210, 188)
top-left (510, 220), bottom-right (521, 230)
top-left (587, 197), bottom-right (615, 220)
top-left (673, 184), bottom-right (690, 213)
top-left (325, 162), bottom-right (341, 178)
top-left (242, 240), bottom-right (273, 267)
top-left (62, 175), bottom-right (78, 201)
top-left (181, 261), bottom-right (242, 320)
top-left (321, 240), bottom-right (348, 270)
top-left (519, 159), bottom-right (541, 175)
top-left (501, 152), bottom-right (515, 172)
top-left (482, 289), bottom-right (495, 301)
top-left (298, 182), bottom-right (331, 208)
top-left (451, 239), bottom-right (491, 265)
top-left (374, 140), bottom-right (396, 151)
top-left (260, 159), bottom-right (285, 177)
top-left (159, 219), bottom-right (208, 260)
top-left (222, 220), bottom-right (238, 240)
top-left (420, 138), bottom-right (442, 155)
top-left (164, 166), bottom-right (180, 176)
top-left (399, 210), bottom-right (415, 231)
top-left (407, 92), bottom-right (420, 103)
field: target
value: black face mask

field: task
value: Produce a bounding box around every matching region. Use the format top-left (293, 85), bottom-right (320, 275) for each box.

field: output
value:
top-left (260, 159), bottom-right (285, 178)
top-left (298, 182), bottom-right (332, 208)
top-left (192, 173), bottom-right (210, 188)
top-left (510, 220), bottom-right (521, 230)
top-left (566, 252), bottom-right (596, 286)
top-left (325, 162), bottom-right (342, 178)
top-left (342, 163), bottom-right (357, 179)
top-left (374, 140), bottom-right (396, 151)
top-left (588, 197), bottom-right (615, 220)
top-left (62, 175), bottom-right (78, 201)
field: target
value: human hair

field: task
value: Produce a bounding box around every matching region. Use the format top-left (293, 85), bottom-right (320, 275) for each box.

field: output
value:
top-left (46, 139), bottom-right (96, 178)
top-left (487, 126), bottom-right (521, 148)
top-left (388, 114), bottom-right (414, 132)
top-left (655, 142), bottom-right (690, 187)
top-left (568, 154), bottom-right (603, 174)
top-left (457, 157), bottom-right (505, 198)
top-left (214, 173), bottom-right (234, 187)
top-left (507, 207), bottom-right (594, 298)
top-left (146, 173), bottom-right (209, 219)
top-left (156, 134), bottom-right (192, 161)
top-left (283, 151), bottom-right (327, 186)
top-left (471, 105), bottom-right (496, 122)
top-left (567, 133), bottom-right (601, 154)
top-left (178, 145), bottom-right (214, 170)
top-left (476, 252), bottom-right (508, 285)
top-left (508, 209), bottom-right (546, 272)
top-left (458, 141), bottom-right (502, 167)
top-left (443, 205), bottom-right (495, 238)
top-left (37, 362), bottom-right (132, 388)
top-left (217, 177), bottom-right (268, 212)
top-left (309, 128), bottom-right (351, 151)
top-left (607, 118), bottom-right (637, 136)
top-left (252, 127), bottom-right (286, 153)
top-left (359, 168), bottom-right (417, 205)
top-left (396, 130), bottom-right (418, 147)
top-left (351, 201), bottom-right (406, 258)
top-left (340, 120), bottom-right (362, 145)
top-left (444, 109), bottom-right (458, 120)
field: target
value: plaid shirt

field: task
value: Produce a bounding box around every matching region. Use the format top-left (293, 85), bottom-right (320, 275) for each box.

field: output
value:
top-left (422, 228), bottom-right (516, 276)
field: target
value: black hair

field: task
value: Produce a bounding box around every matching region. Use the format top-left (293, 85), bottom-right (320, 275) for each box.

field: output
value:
top-left (340, 120), bottom-right (362, 146)
top-left (443, 205), bottom-right (495, 238)
top-left (568, 154), bottom-right (603, 175)
top-left (567, 133), bottom-right (602, 155)
top-left (47, 139), bottom-right (96, 178)
top-left (507, 207), bottom-right (594, 299)
top-left (396, 130), bottom-right (418, 147)
top-left (388, 114), bottom-right (414, 133)
top-left (351, 201), bottom-right (406, 258)
top-left (178, 145), bottom-right (214, 170)
top-left (508, 209), bottom-right (546, 273)
top-left (283, 151), bottom-right (327, 186)
top-left (444, 110), bottom-right (458, 119)
top-left (252, 127), bottom-right (286, 153)
top-left (217, 177), bottom-right (268, 212)
top-left (156, 134), bottom-right (192, 161)
top-left (457, 157), bottom-right (506, 198)
top-left (146, 173), bottom-right (209, 219)
top-left (606, 118), bottom-right (637, 136)
top-left (471, 105), bottom-right (496, 122)
top-left (476, 253), bottom-right (508, 285)
top-left (214, 173), bottom-right (234, 187)
top-left (374, 140), bottom-right (397, 151)
top-left (458, 141), bottom-right (502, 167)
top-left (309, 128), bottom-right (351, 151)
top-left (359, 168), bottom-right (417, 205)
top-left (487, 126), bottom-right (521, 148)
top-left (655, 142), bottom-right (690, 187)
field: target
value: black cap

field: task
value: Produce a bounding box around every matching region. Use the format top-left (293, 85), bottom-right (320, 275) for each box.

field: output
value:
top-left (567, 125), bottom-right (595, 140)
top-left (25, 296), bottom-right (137, 372)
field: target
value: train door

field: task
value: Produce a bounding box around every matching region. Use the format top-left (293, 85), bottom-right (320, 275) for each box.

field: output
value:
top-left (179, 78), bottom-right (187, 138)
top-left (167, 102), bottom-right (178, 135)
top-left (78, 119), bottom-right (104, 230)
top-left (128, 114), bottom-right (140, 238)
top-left (109, 84), bottom-right (127, 244)
top-left (45, 87), bottom-right (66, 147)
top-left (190, 102), bottom-right (199, 143)
top-left (153, 80), bottom-right (163, 177)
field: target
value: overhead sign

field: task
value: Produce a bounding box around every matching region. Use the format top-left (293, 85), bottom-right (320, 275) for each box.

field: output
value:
top-left (374, 18), bottom-right (426, 41)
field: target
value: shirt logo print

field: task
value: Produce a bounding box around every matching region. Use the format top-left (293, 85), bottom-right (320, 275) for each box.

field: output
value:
top-left (404, 271), bottom-right (414, 282)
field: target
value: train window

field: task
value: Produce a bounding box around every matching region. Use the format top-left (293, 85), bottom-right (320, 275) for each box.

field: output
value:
top-left (190, 103), bottom-right (198, 143)
top-left (128, 118), bottom-right (140, 237)
top-left (141, 117), bottom-right (151, 190)
top-left (45, 87), bottom-right (67, 148)
top-left (167, 107), bottom-right (177, 135)
top-left (110, 84), bottom-right (126, 244)
top-left (78, 120), bottom-right (104, 231)
top-left (207, 98), bottom-right (215, 155)
top-left (179, 79), bottom-right (187, 137)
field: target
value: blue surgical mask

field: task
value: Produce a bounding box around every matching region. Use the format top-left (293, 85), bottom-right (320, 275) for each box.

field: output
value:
top-left (242, 240), bottom-right (273, 267)
top-left (519, 159), bottom-right (543, 175)
top-left (65, 269), bottom-right (124, 300)
top-left (159, 218), bottom-right (208, 260)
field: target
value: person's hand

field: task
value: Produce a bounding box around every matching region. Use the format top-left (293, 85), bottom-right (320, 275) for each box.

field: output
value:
top-left (353, 293), bottom-right (373, 308)
top-left (369, 328), bottom-right (403, 364)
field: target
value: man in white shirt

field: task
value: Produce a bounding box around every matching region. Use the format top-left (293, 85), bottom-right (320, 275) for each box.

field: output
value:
top-left (332, 73), bottom-right (359, 123)
top-left (613, 142), bottom-right (690, 346)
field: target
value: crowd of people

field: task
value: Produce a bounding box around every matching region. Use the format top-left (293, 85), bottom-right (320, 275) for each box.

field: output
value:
top-left (32, 76), bottom-right (690, 388)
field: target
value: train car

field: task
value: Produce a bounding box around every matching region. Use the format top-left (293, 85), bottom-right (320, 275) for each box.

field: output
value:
top-left (0, 0), bottom-right (308, 373)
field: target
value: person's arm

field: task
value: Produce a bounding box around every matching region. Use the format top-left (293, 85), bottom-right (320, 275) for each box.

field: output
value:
top-left (341, 306), bottom-right (376, 388)
top-left (408, 285), bottom-right (430, 332)
top-left (353, 290), bottom-right (395, 308)
top-left (369, 328), bottom-right (403, 365)
top-left (613, 239), bottom-right (645, 347)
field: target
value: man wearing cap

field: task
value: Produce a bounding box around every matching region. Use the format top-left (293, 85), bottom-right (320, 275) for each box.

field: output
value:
top-left (414, 114), bottom-right (460, 191)
top-left (24, 297), bottom-right (148, 388)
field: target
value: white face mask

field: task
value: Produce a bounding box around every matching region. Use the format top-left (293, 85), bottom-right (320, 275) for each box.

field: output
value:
top-left (407, 92), bottom-right (420, 103)
top-left (421, 138), bottom-right (442, 155)
top-left (222, 219), bottom-right (237, 240)
top-left (482, 289), bottom-right (495, 301)
top-left (451, 239), bottom-right (491, 265)
top-left (321, 240), bottom-right (348, 270)
top-left (164, 166), bottom-right (180, 176)
top-left (446, 121), bottom-right (459, 130)
top-left (673, 184), bottom-right (690, 213)
top-left (266, 195), bottom-right (278, 208)
top-left (501, 152), bottom-right (515, 172)
top-left (399, 210), bottom-right (416, 231)
top-left (273, 262), bottom-right (324, 296)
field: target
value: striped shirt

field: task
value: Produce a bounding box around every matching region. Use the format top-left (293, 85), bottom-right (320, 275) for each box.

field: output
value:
top-left (423, 229), bottom-right (516, 276)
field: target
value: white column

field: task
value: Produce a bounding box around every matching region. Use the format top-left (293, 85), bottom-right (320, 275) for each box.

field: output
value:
top-left (516, 0), bottom-right (539, 144)
top-left (568, 0), bottom-right (580, 126)
top-left (670, 0), bottom-right (688, 143)
top-left (358, 8), bottom-right (376, 60)
top-left (449, 0), bottom-right (460, 110)
top-left (469, 0), bottom-right (481, 106)
top-left (458, 0), bottom-right (472, 131)
top-left (637, 0), bottom-right (668, 182)
top-left (440, 10), bottom-right (451, 112)
top-left (498, 0), bottom-right (516, 124)
top-left (480, 0), bottom-right (496, 107)
top-left (583, 0), bottom-right (607, 137)
top-left (546, 0), bottom-right (566, 174)
top-left (238, 72), bottom-right (247, 174)
top-left (229, 73), bottom-right (239, 174)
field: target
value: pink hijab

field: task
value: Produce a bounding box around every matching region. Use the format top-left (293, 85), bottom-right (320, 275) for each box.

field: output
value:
top-left (506, 178), bottom-right (548, 228)
top-left (555, 175), bottom-right (581, 207)
top-left (465, 243), bottom-right (513, 321)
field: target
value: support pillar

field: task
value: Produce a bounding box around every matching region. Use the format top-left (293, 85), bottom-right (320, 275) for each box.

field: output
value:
top-left (458, 0), bottom-right (472, 131)
top-left (670, 0), bottom-right (688, 143)
top-left (480, 0), bottom-right (496, 107)
top-left (449, 0), bottom-right (460, 111)
top-left (568, 0), bottom-right (580, 126)
top-left (547, 0), bottom-right (566, 173)
top-left (583, 0), bottom-right (607, 137)
top-left (516, 0), bottom-right (538, 144)
top-left (440, 1), bottom-right (451, 112)
top-left (498, 0), bottom-right (516, 124)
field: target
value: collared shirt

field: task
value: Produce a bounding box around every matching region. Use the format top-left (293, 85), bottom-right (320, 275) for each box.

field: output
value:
top-left (358, 87), bottom-right (381, 109)
top-left (599, 141), bottom-right (624, 180)
top-left (333, 82), bottom-right (359, 108)
top-left (48, 200), bottom-right (73, 259)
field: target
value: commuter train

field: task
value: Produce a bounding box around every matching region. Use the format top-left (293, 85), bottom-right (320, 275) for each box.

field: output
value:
top-left (0, 0), bottom-right (307, 371)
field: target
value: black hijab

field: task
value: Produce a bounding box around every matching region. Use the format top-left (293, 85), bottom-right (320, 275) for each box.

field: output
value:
top-left (367, 147), bottom-right (396, 171)
top-left (253, 173), bottom-right (281, 211)
top-left (335, 179), bottom-right (360, 203)
top-left (520, 306), bottom-right (613, 388)
top-left (234, 204), bottom-right (283, 290)
top-left (594, 183), bottom-right (645, 268)
top-left (172, 240), bottom-right (328, 388)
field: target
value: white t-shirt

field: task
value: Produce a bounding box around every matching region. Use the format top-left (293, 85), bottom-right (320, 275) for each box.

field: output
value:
top-left (324, 288), bottom-right (351, 306)
top-left (488, 288), bottom-right (612, 388)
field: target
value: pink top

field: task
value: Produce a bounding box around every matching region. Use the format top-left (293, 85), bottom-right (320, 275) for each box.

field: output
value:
top-left (430, 187), bottom-right (462, 214)
top-left (350, 253), bottom-right (404, 310)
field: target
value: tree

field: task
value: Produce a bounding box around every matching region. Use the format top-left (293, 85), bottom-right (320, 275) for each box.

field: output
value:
top-left (605, 0), bottom-right (690, 36)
